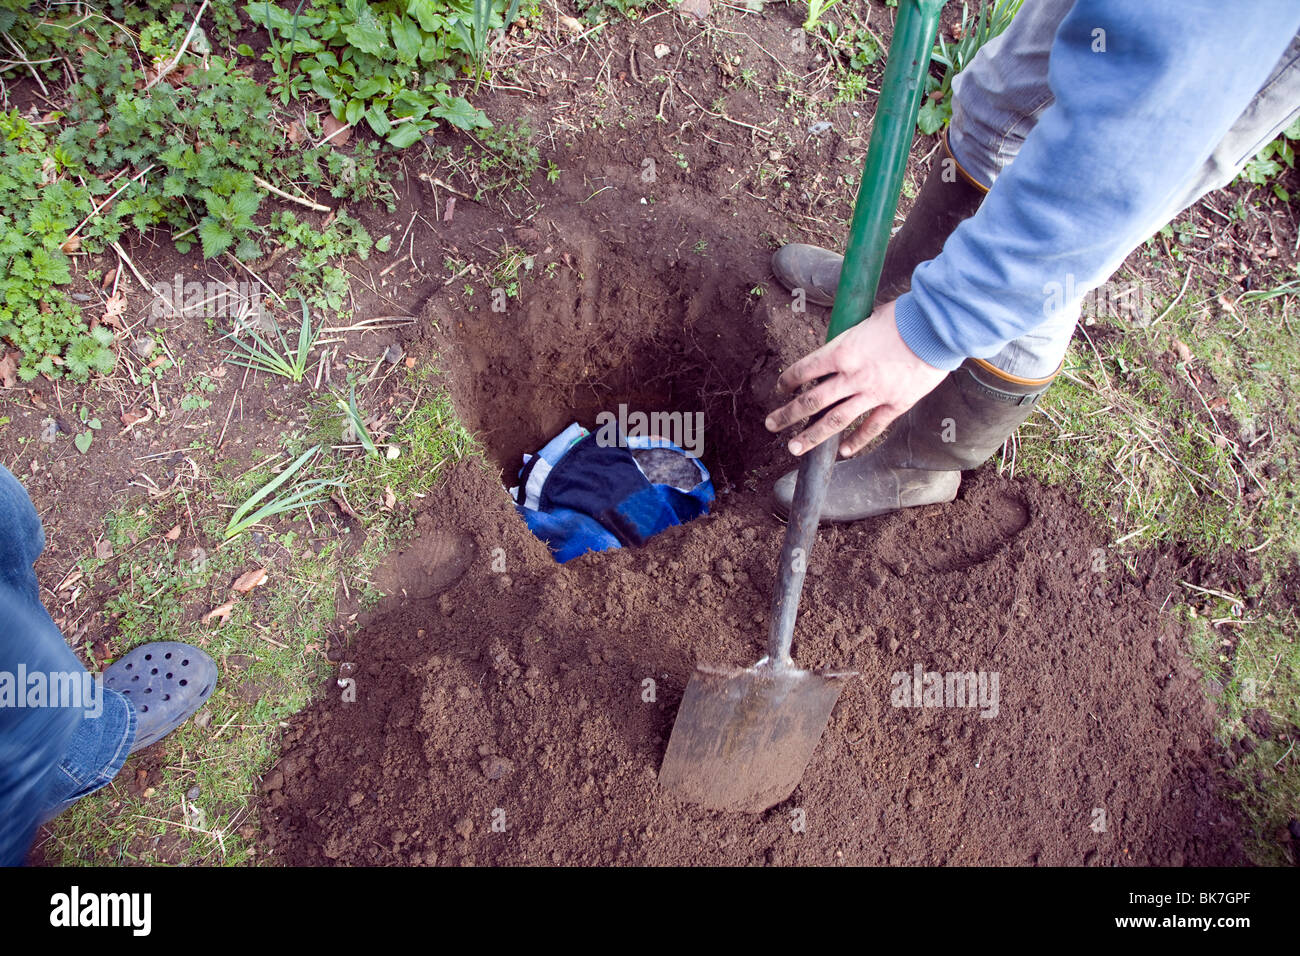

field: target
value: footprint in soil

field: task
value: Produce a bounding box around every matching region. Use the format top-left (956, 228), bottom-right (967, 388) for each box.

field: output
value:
top-left (905, 491), bottom-right (1030, 575)
top-left (368, 521), bottom-right (474, 609)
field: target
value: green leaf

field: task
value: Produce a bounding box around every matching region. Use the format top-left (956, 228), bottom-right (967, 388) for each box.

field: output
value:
top-left (74, 431), bottom-right (93, 454)
top-left (391, 15), bottom-right (423, 63)
top-left (429, 95), bottom-right (490, 131)
top-left (198, 218), bottom-right (235, 259)
top-left (408, 0), bottom-right (444, 32)
top-left (244, 3), bottom-right (324, 35)
top-left (229, 189), bottom-right (262, 221)
top-left (386, 123), bottom-right (424, 148)
top-left (343, 3), bottom-right (389, 56)
top-left (309, 68), bottom-right (338, 100)
top-left (916, 97), bottom-right (948, 135)
top-left (366, 106), bottom-right (392, 136)
top-left (345, 97), bottom-right (366, 126)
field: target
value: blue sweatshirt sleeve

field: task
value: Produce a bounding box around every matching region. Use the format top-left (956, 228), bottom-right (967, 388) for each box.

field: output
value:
top-left (894, 0), bottom-right (1300, 371)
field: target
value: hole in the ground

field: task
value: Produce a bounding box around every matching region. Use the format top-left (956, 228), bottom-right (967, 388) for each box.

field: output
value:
top-left (429, 231), bottom-right (786, 496)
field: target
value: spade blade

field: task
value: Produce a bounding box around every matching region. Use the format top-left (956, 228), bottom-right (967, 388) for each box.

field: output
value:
top-left (658, 661), bottom-right (851, 813)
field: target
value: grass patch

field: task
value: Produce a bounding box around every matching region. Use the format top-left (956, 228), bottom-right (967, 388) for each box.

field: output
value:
top-left (40, 371), bottom-right (477, 865)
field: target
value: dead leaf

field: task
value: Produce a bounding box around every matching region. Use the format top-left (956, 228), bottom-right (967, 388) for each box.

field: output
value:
top-left (0, 351), bottom-right (18, 388)
top-left (384, 486), bottom-right (396, 509)
top-left (559, 14), bottom-right (583, 34)
top-left (203, 601), bottom-right (234, 625)
top-left (331, 489), bottom-right (358, 519)
top-left (678, 0), bottom-right (710, 19)
top-left (121, 406), bottom-right (152, 432)
top-left (1172, 339), bottom-right (1192, 363)
top-left (444, 196), bottom-right (456, 223)
top-left (654, 43), bottom-right (671, 58)
top-left (60, 235), bottom-right (82, 254)
top-left (286, 121), bottom-right (306, 145)
top-left (321, 113), bottom-right (351, 146)
top-left (100, 268), bottom-right (117, 290)
top-left (94, 539), bottom-right (114, 560)
top-left (404, 355), bottom-right (416, 369)
top-left (232, 567), bottom-right (269, 593)
top-left (1217, 294), bottom-right (1237, 315)
top-left (101, 291), bottom-right (128, 329)
top-left (30, 392), bottom-right (46, 409)
top-left (164, 524), bottom-right (181, 541)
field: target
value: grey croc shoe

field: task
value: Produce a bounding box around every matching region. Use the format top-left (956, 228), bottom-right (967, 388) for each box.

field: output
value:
top-left (104, 642), bottom-right (218, 752)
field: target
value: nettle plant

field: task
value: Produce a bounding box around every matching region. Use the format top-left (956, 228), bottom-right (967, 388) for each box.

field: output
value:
top-left (0, 7), bottom-right (378, 380)
top-left (245, 0), bottom-right (532, 148)
top-left (0, 110), bottom-right (106, 381)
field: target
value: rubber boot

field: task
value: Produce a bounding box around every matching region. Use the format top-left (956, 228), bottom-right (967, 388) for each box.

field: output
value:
top-left (773, 359), bottom-right (1057, 522)
top-left (771, 131), bottom-right (988, 306)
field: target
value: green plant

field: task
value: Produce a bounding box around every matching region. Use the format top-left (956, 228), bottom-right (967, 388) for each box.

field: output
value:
top-left (1239, 116), bottom-right (1300, 201)
top-left (224, 444), bottom-right (340, 538)
top-left (222, 297), bottom-right (321, 383)
top-left (474, 118), bottom-right (541, 193)
top-left (918, 0), bottom-right (1023, 135)
top-left (246, 0), bottom-right (531, 148)
top-left (339, 384), bottom-right (379, 456)
top-left (575, 0), bottom-right (653, 24)
top-left (270, 209), bottom-right (374, 312)
top-left (803, 0), bottom-right (847, 33)
top-left (0, 5), bottom-right (385, 378)
top-left (73, 405), bottom-right (103, 454)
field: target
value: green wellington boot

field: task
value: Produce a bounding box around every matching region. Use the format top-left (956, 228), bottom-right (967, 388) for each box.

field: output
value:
top-left (771, 132), bottom-right (987, 306)
top-left (773, 359), bottom-right (1056, 522)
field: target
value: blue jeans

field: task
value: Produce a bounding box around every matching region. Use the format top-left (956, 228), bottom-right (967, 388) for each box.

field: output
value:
top-left (947, 1), bottom-right (1300, 379)
top-left (0, 465), bottom-right (136, 866)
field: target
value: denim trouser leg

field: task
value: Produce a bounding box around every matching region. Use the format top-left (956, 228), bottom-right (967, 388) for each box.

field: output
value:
top-left (0, 465), bottom-right (136, 866)
top-left (946, 1), bottom-right (1300, 380)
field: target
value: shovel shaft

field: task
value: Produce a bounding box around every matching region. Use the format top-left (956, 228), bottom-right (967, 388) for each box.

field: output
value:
top-left (767, 0), bottom-right (945, 665)
top-left (828, 0), bottom-right (947, 340)
top-left (767, 435), bottom-right (838, 664)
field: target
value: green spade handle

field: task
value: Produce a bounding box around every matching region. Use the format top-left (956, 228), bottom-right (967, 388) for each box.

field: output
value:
top-left (768, 0), bottom-right (946, 665)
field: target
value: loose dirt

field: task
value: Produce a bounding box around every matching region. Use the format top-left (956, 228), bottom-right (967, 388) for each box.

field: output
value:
top-left (261, 459), bottom-right (1245, 865)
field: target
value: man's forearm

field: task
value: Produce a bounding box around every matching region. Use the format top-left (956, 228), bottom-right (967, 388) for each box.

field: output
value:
top-left (894, 0), bottom-right (1300, 371)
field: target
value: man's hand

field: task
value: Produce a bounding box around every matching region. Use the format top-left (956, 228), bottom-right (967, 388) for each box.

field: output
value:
top-left (765, 299), bottom-right (948, 457)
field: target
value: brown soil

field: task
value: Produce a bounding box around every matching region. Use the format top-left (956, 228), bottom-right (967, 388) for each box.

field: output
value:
top-left (253, 4), bottom-right (1292, 868)
top-left (261, 460), bottom-right (1245, 865)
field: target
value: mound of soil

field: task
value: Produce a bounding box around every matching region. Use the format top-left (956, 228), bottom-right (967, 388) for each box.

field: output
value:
top-left (260, 458), bottom-right (1243, 865)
